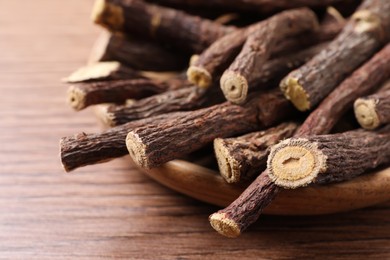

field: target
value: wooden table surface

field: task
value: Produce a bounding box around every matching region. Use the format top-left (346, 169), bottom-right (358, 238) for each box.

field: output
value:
top-left (0, 1), bottom-right (389, 259)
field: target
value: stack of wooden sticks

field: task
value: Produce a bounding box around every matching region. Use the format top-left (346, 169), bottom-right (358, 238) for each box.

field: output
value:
top-left (60, 0), bottom-right (390, 238)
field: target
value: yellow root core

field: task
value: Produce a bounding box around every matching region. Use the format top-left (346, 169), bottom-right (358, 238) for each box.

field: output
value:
top-left (126, 131), bottom-right (149, 169)
top-left (67, 86), bottom-right (87, 111)
top-left (213, 139), bottom-right (241, 183)
top-left (352, 10), bottom-right (381, 34)
top-left (267, 138), bottom-right (327, 189)
top-left (209, 213), bottom-right (241, 238)
top-left (280, 77), bottom-right (310, 111)
top-left (186, 66), bottom-right (212, 88)
top-left (220, 71), bottom-right (248, 104)
top-left (354, 98), bottom-right (380, 130)
top-left (91, 0), bottom-right (124, 31)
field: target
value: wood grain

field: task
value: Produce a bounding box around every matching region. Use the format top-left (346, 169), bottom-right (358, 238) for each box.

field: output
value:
top-left (0, 0), bottom-right (389, 259)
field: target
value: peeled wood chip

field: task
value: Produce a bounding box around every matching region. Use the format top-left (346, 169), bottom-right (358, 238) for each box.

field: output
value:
top-left (64, 62), bottom-right (120, 83)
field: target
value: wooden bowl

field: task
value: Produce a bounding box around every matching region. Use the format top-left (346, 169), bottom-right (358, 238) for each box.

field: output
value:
top-left (139, 160), bottom-right (390, 215)
top-left (93, 106), bottom-right (390, 216)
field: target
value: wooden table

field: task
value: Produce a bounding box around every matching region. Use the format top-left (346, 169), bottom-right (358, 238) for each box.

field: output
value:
top-left (0, 1), bottom-right (389, 259)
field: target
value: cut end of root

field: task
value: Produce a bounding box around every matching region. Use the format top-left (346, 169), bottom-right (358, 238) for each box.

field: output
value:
top-left (63, 62), bottom-right (120, 83)
top-left (91, 0), bottom-right (124, 31)
top-left (126, 131), bottom-right (150, 169)
top-left (186, 66), bottom-right (212, 88)
top-left (267, 138), bottom-right (327, 189)
top-left (280, 77), bottom-right (310, 111)
top-left (67, 86), bottom-right (87, 111)
top-left (352, 10), bottom-right (381, 35)
top-left (354, 98), bottom-right (380, 130)
top-left (93, 104), bottom-right (114, 126)
top-left (59, 138), bottom-right (73, 173)
top-left (189, 55), bottom-right (199, 66)
top-left (214, 139), bottom-right (241, 183)
top-left (220, 71), bottom-right (248, 104)
top-left (209, 213), bottom-right (241, 238)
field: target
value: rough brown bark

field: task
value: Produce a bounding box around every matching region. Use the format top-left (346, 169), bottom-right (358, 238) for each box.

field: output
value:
top-left (60, 112), bottom-right (184, 172)
top-left (104, 86), bottom-right (224, 126)
top-left (64, 62), bottom-right (142, 83)
top-left (92, 0), bottom-right (234, 53)
top-left (209, 41), bottom-right (390, 238)
top-left (220, 8), bottom-right (318, 104)
top-left (280, 0), bottom-right (390, 111)
top-left (149, 0), bottom-right (348, 14)
top-left (89, 31), bottom-right (187, 71)
top-left (267, 127), bottom-right (390, 188)
top-left (187, 7), bottom-right (344, 88)
top-left (214, 122), bottom-right (298, 184)
top-left (354, 89), bottom-right (390, 129)
top-left (67, 78), bottom-right (191, 111)
top-left (222, 43), bottom-right (327, 104)
top-left (126, 89), bottom-right (294, 168)
top-left (297, 43), bottom-right (390, 136)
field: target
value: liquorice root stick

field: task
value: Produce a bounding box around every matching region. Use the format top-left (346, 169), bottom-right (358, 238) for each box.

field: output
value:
top-left (67, 78), bottom-right (191, 111)
top-left (149, 0), bottom-right (349, 14)
top-left (126, 89), bottom-right (295, 168)
top-left (354, 89), bottom-right (390, 130)
top-left (222, 43), bottom-right (327, 104)
top-left (267, 127), bottom-right (390, 188)
top-left (280, 0), bottom-right (390, 111)
top-left (103, 86), bottom-right (224, 126)
top-left (60, 112), bottom-right (185, 172)
top-left (91, 0), bottom-right (234, 53)
top-left (220, 8), bottom-right (318, 104)
top-left (187, 7), bottom-right (344, 88)
top-left (209, 42), bottom-right (390, 238)
top-left (89, 31), bottom-right (187, 71)
top-left (64, 62), bottom-right (142, 83)
top-left (214, 122), bottom-right (298, 183)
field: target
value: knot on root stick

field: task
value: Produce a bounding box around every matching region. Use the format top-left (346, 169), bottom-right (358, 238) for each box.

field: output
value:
top-left (220, 71), bottom-right (248, 104)
top-left (186, 66), bottom-right (212, 88)
top-left (267, 138), bottom-right (327, 188)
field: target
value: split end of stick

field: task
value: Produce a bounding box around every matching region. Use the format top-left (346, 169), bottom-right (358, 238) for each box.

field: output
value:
top-left (126, 131), bottom-right (150, 169)
top-left (354, 98), bottom-right (380, 130)
top-left (91, 0), bottom-right (124, 31)
top-left (220, 71), bottom-right (248, 104)
top-left (186, 66), bottom-right (212, 88)
top-left (280, 77), bottom-right (310, 111)
top-left (214, 138), bottom-right (241, 183)
top-left (209, 212), bottom-right (241, 238)
top-left (267, 138), bottom-right (327, 189)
